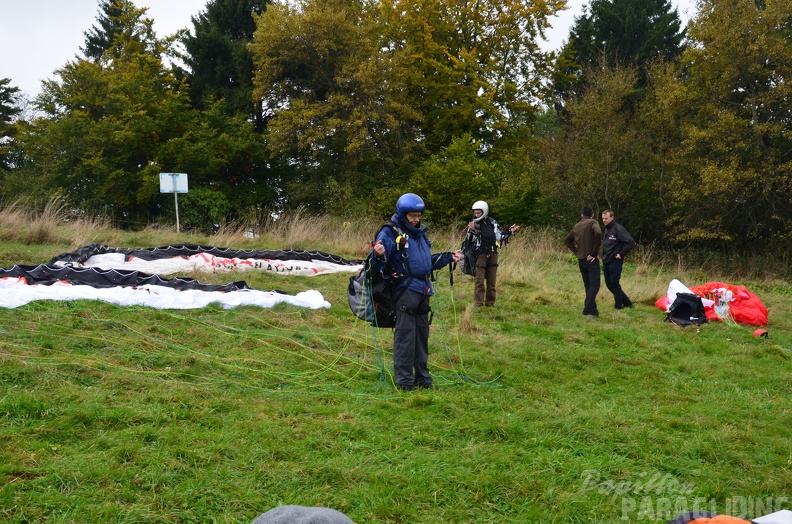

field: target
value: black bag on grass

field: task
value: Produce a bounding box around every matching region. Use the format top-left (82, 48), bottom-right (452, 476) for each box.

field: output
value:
top-left (666, 292), bottom-right (707, 327)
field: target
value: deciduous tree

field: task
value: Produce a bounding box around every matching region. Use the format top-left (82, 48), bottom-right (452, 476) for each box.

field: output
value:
top-left (379, 0), bottom-right (562, 151)
top-left (28, 25), bottom-right (191, 223)
top-left (250, 0), bottom-right (562, 214)
top-left (20, 1), bottom-right (273, 226)
top-left (650, 0), bottom-right (792, 250)
top-left (541, 61), bottom-right (659, 236)
top-left (406, 135), bottom-right (498, 225)
top-left (250, 0), bottom-right (423, 214)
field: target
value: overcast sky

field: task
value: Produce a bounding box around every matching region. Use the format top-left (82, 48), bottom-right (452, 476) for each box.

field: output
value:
top-left (0, 0), bottom-right (698, 99)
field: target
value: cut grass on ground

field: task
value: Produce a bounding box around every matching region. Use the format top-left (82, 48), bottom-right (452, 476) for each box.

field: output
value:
top-left (0, 212), bottom-right (790, 523)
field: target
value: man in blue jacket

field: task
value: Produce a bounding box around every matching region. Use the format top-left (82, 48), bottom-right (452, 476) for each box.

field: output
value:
top-left (601, 209), bottom-right (635, 309)
top-left (372, 193), bottom-right (462, 391)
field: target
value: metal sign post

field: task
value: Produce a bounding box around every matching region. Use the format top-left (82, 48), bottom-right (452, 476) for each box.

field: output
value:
top-left (159, 173), bottom-right (188, 233)
top-left (174, 191), bottom-right (180, 233)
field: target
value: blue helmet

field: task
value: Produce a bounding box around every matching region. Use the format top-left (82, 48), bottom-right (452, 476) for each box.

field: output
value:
top-left (395, 193), bottom-right (425, 221)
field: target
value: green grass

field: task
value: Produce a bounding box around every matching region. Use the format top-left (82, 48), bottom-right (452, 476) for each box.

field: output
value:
top-left (0, 218), bottom-right (791, 523)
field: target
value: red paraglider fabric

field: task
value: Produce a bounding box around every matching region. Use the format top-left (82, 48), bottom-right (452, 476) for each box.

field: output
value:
top-left (655, 281), bottom-right (768, 326)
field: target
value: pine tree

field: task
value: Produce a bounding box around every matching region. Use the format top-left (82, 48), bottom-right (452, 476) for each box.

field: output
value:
top-left (81, 0), bottom-right (126, 61)
top-left (0, 78), bottom-right (22, 171)
top-left (182, 0), bottom-right (268, 128)
top-left (555, 0), bottom-right (685, 102)
top-left (647, 0), bottom-right (792, 249)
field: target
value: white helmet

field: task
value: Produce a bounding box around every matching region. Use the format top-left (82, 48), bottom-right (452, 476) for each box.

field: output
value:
top-left (472, 200), bottom-right (488, 222)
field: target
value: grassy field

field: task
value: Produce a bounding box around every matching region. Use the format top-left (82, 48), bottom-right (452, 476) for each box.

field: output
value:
top-left (0, 205), bottom-right (790, 523)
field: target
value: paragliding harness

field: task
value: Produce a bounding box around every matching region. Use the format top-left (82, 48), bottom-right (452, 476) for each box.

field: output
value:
top-left (460, 234), bottom-right (477, 277)
top-left (666, 292), bottom-right (707, 328)
top-left (460, 220), bottom-right (513, 277)
top-left (348, 222), bottom-right (456, 328)
top-left (348, 222), bottom-right (417, 328)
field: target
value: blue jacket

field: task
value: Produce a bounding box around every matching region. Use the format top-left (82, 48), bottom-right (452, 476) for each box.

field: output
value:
top-left (372, 214), bottom-right (455, 296)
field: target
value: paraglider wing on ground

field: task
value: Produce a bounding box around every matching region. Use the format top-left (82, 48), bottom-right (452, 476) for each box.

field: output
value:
top-left (49, 243), bottom-right (364, 276)
top-left (655, 279), bottom-right (769, 326)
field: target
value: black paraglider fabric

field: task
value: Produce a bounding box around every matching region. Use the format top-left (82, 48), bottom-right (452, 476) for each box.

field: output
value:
top-left (0, 264), bottom-right (250, 292)
top-left (49, 243), bottom-right (362, 266)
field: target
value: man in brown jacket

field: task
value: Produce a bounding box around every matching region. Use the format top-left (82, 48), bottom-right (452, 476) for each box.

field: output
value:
top-left (564, 206), bottom-right (602, 317)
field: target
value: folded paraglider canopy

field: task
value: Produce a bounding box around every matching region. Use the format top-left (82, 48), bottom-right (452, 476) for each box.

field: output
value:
top-left (668, 511), bottom-right (752, 523)
top-left (655, 279), bottom-right (768, 327)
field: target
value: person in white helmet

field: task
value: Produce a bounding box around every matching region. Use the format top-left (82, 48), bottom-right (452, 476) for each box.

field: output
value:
top-left (465, 201), bottom-right (519, 307)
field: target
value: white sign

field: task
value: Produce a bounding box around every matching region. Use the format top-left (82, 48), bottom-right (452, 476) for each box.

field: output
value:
top-left (159, 173), bottom-right (188, 193)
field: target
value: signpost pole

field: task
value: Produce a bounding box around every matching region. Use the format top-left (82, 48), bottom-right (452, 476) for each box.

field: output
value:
top-left (175, 193), bottom-right (180, 233)
top-left (160, 172), bottom-right (188, 234)
top-left (172, 175), bottom-right (180, 233)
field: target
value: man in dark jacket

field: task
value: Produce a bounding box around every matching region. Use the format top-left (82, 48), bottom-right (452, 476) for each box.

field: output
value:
top-left (601, 209), bottom-right (635, 309)
top-left (564, 206), bottom-right (602, 317)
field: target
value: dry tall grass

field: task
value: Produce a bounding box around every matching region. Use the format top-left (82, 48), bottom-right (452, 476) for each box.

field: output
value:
top-left (208, 209), bottom-right (382, 259)
top-left (0, 197), bottom-right (116, 248)
top-left (470, 227), bottom-right (693, 309)
top-left (0, 201), bottom-right (783, 293)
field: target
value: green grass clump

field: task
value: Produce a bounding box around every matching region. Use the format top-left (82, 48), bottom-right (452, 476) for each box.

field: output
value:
top-left (0, 206), bottom-right (790, 523)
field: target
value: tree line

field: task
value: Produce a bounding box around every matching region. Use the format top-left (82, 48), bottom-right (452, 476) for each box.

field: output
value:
top-left (0, 0), bottom-right (789, 255)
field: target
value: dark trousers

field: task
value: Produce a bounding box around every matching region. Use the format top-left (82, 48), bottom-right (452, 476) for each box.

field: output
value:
top-left (578, 258), bottom-right (600, 315)
top-left (474, 253), bottom-right (498, 306)
top-left (393, 289), bottom-right (431, 389)
top-left (604, 259), bottom-right (632, 308)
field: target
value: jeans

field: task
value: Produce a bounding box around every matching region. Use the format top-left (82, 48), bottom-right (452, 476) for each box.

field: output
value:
top-left (578, 258), bottom-right (600, 316)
